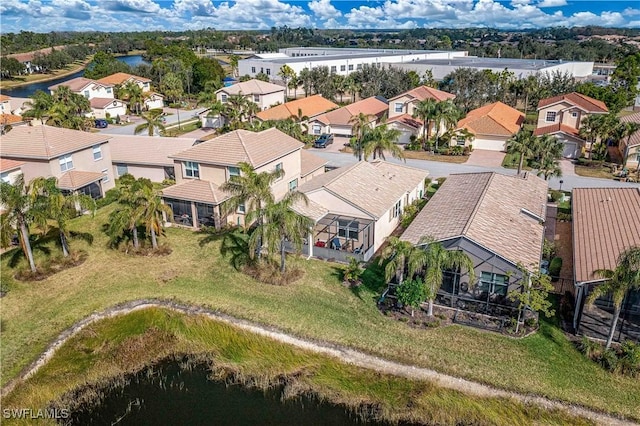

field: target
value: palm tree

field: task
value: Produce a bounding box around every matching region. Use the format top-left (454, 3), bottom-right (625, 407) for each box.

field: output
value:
top-left (122, 81), bottom-right (143, 115)
top-left (587, 246), bottom-right (640, 349)
top-left (106, 174), bottom-right (148, 249)
top-left (349, 113), bottom-right (373, 161)
top-left (344, 76), bottom-right (361, 103)
top-left (617, 122), bottom-right (640, 168)
top-left (22, 90), bottom-right (53, 124)
top-left (29, 177), bottom-right (95, 257)
top-left (134, 184), bottom-right (173, 250)
top-left (248, 192), bottom-right (312, 273)
top-left (363, 123), bottom-right (405, 161)
top-left (278, 65), bottom-right (295, 98)
top-left (579, 114), bottom-right (609, 159)
top-left (433, 100), bottom-right (462, 151)
top-left (379, 237), bottom-right (416, 285)
top-left (410, 238), bottom-right (476, 316)
top-left (220, 162), bottom-right (284, 260)
top-left (288, 75), bottom-right (300, 99)
top-left (0, 174), bottom-right (38, 273)
top-left (134, 109), bottom-right (166, 136)
top-left (506, 128), bottom-right (536, 175)
top-left (532, 134), bottom-right (563, 180)
top-left (412, 98), bottom-right (438, 150)
top-left (229, 54), bottom-right (240, 78)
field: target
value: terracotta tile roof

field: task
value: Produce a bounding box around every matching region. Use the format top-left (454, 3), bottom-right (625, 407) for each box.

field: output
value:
top-left (292, 198), bottom-right (329, 223)
top-left (300, 150), bottom-right (327, 177)
top-left (298, 160), bottom-right (428, 219)
top-left (90, 98), bottom-right (125, 109)
top-left (218, 79), bottom-right (284, 96)
top-left (620, 112), bottom-right (640, 148)
top-left (0, 95), bottom-right (10, 101)
top-left (7, 46), bottom-right (66, 63)
top-left (97, 72), bottom-right (151, 85)
top-left (161, 179), bottom-right (229, 205)
top-left (0, 114), bottom-right (24, 124)
top-left (457, 102), bottom-right (524, 136)
top-left (57, 170), bottom-right (104, 190)
top-left (537, 92), bottom-right (608, 113)
top-left (170, 128), bottom-right (303, 168)
top-left (255, 95), bottom-right (338, 121)
top-left (533, 123), bottom-right (581, 137)
top-left (573, 188), bottom-right (640, 283)
top-left (0, 125), bottom-right (110, 159)
top-left (109, 135), bottom-right (196, 167)
top-left (0, 158), bottom-right (25, 173)
top-left (400, 172), bottom-right (547, 269)
top-left (389, 85), bottom-right (455, 102)
top-left (313, 96), bottom-right (388, 127)
top-left (387, 114), bottom-right (422, 129)
top-left (48, 77), bottom-right (112, 92)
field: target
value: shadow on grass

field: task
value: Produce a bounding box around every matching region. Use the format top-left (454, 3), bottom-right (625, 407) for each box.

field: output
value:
top-left (197, 226), bottom-right (234, 247)
top-left (346, 261), bottom-right (387, 302)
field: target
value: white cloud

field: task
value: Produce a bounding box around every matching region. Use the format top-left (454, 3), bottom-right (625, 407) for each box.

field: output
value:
top-left (104, 0), bottom-right (161, 13)
top-left (537, 0), bottom-right (566, 8)
top-left (309, 0), bottom-right (341, 20)
top-left (173, 0), bottom-right (215, 16)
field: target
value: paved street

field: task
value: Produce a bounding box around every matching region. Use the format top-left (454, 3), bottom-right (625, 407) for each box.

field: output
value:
top-left (97, 107), bottom-right (207, 136)
top-left (310, 150), bottom-right (640, 191)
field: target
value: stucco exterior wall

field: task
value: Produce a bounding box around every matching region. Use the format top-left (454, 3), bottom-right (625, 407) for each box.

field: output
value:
top-left (254, 149), bottom-right (302, 200)
top-left (300, 166), bottom-right (325, 185)
top-left (114, 164), bottom-right (166, 182)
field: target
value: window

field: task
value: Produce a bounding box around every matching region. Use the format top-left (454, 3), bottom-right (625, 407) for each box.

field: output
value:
top-left (116, 164), bottom-right (128, 177)
top-left (545, 111), bottom-right (557, 122)
top-left (456, 137), bottom-right (466, 146)
top-left (348, 64), bottom-right (354, 71)
top-left (288, 178), bottom-right (298, 192)
top-left (101, 168), bottom-right (109, 183)
top-left (220, 94), bottom-right (228, 103)
top-left (92, 144), bottom-right (102, 161)
top-left (228, 166), bottom-right (240, 177)
top-left (1, 172), bottom-right (10, 183)
top-left (260, 67), bottom-right (264, 73)
top-left (274, 162), bottom-right (283, 180)
top-left (479, 272), bottom-right (509, 296)
top-left (571, 111), bottom-right (578, 118)
top-left (391, 199), bottom-right (402, 220)
top-left (330, 66), bottom-right (337, 73)
top-left (312, 124), bottom-right (321, 135)
top-left (394, 102), bottom-right (403, 113)
top-left (83, 90), bottom-right (90, 98)
top-left (338, 220), bottom-right (359, 239)
top-left (253, 94), bottom-right (260, 102)
top-left (59, 154), bottom-right (74, 172)
top-left (636, 151), bottom-right (640, 162)
top-left (356, 64), bottom-right (362, 70)
top-left (184, 161), bottom-right (200, 178)
top-left (106, 88), bottom-right (112, 94)
top-left (251, 66), bottom-right (256, 73)
top-left (340, 65), bottom-right (346, 71)
top-left (237, 203), bottom-right (246, 214)
top-left (266, 68), bottom-right (271, 75)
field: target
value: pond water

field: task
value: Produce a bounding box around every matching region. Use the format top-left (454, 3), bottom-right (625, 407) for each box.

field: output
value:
top-left (4, 55), bottom-right (147, 99)
top-left (64, 359), bottom-right (394, 426)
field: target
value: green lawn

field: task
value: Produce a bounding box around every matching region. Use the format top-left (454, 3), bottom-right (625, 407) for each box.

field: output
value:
top-left (501, 152), bottom-right (532, 170)
top-left (2, 205), bottom-right (639, 421)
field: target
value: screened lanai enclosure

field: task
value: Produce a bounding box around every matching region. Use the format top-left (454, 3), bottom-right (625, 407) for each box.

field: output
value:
top-left (163, 198), bottom-right (223, 229)
top-left (286, 214), bottom-right (376, 262)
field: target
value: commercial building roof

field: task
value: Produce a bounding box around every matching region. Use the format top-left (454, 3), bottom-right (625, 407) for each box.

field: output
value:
top-left (109, 135), bottom-right (196, 167)
top-left (256, 95), bottom-right (338, 121)
top-left (457, 102), bottom-right (524, 136)
top-left (170, 128), bottom-right (303, 168)
top-left (401, 172), bottom-right (547, 269)
top-left (0, 125), bottom-right (110, 159)
top-left (404, 57), bottom-right (583, 71)
top-left (573, 188), bottom-right (640, 283)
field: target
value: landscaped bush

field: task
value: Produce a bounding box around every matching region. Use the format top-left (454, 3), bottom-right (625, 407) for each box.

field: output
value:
top-left (542, 239), bottom-right (557, 260)
top-left (549, 190), bottom-right (563, 202)
top-left (436, 177), bottom-right (447, 187)
top-left (548, 257), bottom-right (563, 279)
top-left (579, 338), bottom-right (640, 378)
top-left (96, 188), bottom-right (120, 209)
top-left (557, 212), bottom-right (572, 222)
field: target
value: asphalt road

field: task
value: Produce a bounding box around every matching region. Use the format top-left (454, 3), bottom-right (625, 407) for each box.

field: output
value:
top-left (97, 107), bottom-right (208, 136)
top-left (309, 150), bottom-right (640, 191)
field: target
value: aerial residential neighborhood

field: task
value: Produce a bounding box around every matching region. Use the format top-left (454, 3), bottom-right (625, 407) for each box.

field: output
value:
top-left (1, 22), bottom-right (640, 425)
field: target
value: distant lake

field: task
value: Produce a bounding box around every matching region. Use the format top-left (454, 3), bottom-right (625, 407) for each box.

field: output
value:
top-left (3, 55), bottom-right (148, 99)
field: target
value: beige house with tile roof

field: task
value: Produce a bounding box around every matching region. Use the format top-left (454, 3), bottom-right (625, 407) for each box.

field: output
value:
top-left (572, 188), bottom-right (640, 342)
top-left (49, 77), bottom-right (115, 100)
top-left (161, 128), bottom-right (321, 229)
top-left (455, 102), bottom-right (524, 151)
top-left (0, 125), bottom-right (114, 198)
top-left (216, 79), bottom-right (285, 111)
top-left (308, 96), bottom-right (388, 137)
top-left (0, 158), bottom-right (24, 184)
top-left (109, 135), bottom-right (197, 182)
top-left (534, 92), bottom-right (608, 158)
top-left (255, 95), bottom-right (338, 122)
top-left (97, 73), bottom-right (152, 92)
top-left (292, 160), bottom-right (428, 262)
top-left (401, 172), bottom-right (547, 307)
top-left (619, 112), bottom-right (640, 171)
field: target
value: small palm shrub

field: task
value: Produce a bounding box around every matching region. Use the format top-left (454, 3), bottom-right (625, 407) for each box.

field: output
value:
top-left (342, 257), bottom-right (362, 285)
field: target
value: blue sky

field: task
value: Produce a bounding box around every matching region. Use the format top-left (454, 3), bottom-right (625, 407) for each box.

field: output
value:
top-left (1, 0), bottom-right (638, 33)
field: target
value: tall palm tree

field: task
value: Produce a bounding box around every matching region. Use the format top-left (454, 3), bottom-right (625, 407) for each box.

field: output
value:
top-left (0, 174), bottom-right (38, 273)
top-left (134, 184), bottom-right (173, 250)
top-left (134, 108), bottom-right (166, 136)
top-left (29, 177), bottom-right (95, 257)
top-left (248, 192), bottom-right (312, 273)
top-left (107, 174), bottom-right (148, 249)
top-left (122, 81), bottom-right (143, 115)
top-left (409, 238), bottom-right (476, 316)
top-left (220, 162), bottom-right (285, 260)
top-left (278, 65), bottom-right (295, 98)
top-left (579, 114), bottom-right (609, 159)
top-left (22, 90), bottom-right (53, 124)
top-left (379, 237), bottom-right (416, 285)
top-left (349, 113), bottom-right (373, 161)
top-left (344, 76), bottom-right (361, 103)
top-left (533, 134), bottom-right (563, 180)
top-left (412, 98), bottom-right (438, 150)
top-left (587, 246), bottom-right (640, 349)
top-left (506, 128), bottom-right (536, 175)
top-left (229, 54), bottom-right (240, 78)
top-left (288, 75), bottom-right (300, 99)
top-left (433, 100), bottom-right (462, 151)
top-left (363, 123), bottom-right (405, 161)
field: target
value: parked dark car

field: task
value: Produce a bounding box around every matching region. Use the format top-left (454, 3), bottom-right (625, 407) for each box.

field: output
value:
top-left (94, 119), bottom-right (108, 129)
top-left (314, 133), bottom-right (334, 148)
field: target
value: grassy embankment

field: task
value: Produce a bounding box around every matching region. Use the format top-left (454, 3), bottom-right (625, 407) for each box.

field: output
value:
top-left (2, 308), bottom-right (593, 426)
top-left (0, 57), bottom-right (93, 91)
top-left (1, 204), bottom-right (639, 421)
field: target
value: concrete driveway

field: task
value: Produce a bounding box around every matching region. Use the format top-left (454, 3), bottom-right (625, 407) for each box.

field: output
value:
top-left (307, 135), bottom-right (350, 153)
top-left (465, 149), bottom-right (506, 167)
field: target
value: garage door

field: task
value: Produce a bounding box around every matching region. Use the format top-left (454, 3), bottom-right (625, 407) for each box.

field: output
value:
top-left (397, 130), bottom-right (412, 145)
top-left (473, 137), bottom-right (506, 151)
top-left (562, 142), bottom-right (578, 158)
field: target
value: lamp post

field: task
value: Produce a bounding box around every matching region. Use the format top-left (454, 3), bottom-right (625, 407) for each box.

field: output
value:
top-left (559, 179), bottom-right (564, 192)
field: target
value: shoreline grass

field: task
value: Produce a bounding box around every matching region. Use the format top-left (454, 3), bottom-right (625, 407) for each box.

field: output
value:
top-left (3, 308), bottom-right (594, 426)
top-left (1, 204), bottom-right (639, 420)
